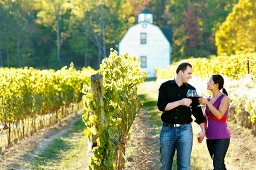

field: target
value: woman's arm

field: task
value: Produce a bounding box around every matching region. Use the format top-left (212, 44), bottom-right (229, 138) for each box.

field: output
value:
top-left (200, 96), bottom-right (229, 119)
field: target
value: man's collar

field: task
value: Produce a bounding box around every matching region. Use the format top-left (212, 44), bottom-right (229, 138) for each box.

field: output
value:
top-left (170, 78), bottom-right (188, 88)
top-left (184, 83), bottom-right (190, 88)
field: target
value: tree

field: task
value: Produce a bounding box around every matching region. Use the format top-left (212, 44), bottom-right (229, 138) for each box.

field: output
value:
top-left (0, 0), bottom-right (33, 67)
top-left (165, 0), bottom-right (191, 59)
top-left (148, 0), bottom-right (237, 60)
top-left (33, 0), bottom-right (70, 67)
top-left (215, 0), bottom-right (256, 55)
top-left (148, 0), bottom-right (171, 27)
top-left (78, 0), bottom-right (135, 67)
top-left (200, 0), bottom-right (238, 55)
top-left (183, 4), bottom-right (202, 56)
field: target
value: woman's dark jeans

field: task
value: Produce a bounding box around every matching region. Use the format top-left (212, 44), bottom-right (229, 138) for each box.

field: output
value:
top-left (206, 138), bottom-right (230, 170)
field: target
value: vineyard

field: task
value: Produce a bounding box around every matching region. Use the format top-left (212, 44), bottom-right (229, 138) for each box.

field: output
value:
top-left (0, 64), bottom-right (95, 150)
top-left (1, 51), bottom-right (256, 169)
top-left (0, 50), bottom-right (147, 169)
top-left (1, 0), bottom-right (256, 169)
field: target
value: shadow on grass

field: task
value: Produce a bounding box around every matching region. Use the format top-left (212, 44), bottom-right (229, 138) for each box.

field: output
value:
top-left (68, 117), bottom-right (85, 134)
top-left (139, 94), bottom-right (162, 128)
top-left (22, 117), bottom-right (85, 169)
top-left (139, 94), bottom-right (157, 108)
top-left (144, 77), bottom-right (157, 82)
top-left (37, 138), bottom-right (71, 163)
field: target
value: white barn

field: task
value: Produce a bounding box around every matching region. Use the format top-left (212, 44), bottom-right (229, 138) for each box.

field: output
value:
top-left (119, 8), bottom-right (172, 77)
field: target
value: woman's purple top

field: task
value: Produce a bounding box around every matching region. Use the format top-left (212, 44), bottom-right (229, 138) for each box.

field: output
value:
top-left (205, 94), bottom-right (230, 139)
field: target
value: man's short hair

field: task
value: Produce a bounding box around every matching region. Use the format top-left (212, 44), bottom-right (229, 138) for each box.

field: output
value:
top-left (176, 62), bottom-right (192, 74)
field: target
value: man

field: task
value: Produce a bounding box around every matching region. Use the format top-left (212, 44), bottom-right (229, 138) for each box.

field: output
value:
top-left (157, 62), bottom-right (206, 170)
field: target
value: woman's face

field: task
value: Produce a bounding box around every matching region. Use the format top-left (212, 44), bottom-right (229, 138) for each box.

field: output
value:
top-left (207, 77), bottom-right (217, 90)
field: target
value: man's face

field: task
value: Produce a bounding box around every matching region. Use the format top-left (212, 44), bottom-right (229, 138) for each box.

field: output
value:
top-left (180, 66), bottom-right (192, 83)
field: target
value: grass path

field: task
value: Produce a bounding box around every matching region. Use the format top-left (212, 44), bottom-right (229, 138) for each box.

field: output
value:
top-left (0, 112), bottom-right (88, 170)
top-left (28, 116), bottom-right (88, 170)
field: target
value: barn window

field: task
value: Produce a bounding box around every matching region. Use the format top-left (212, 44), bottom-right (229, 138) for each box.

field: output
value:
top-left (140, 56), bottom-right (147, 68)
top-left (140, 32), bottom-right (147, 44)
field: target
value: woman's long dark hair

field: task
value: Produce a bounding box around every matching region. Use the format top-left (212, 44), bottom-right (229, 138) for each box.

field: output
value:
top-left (212, 74), bottom-right (228, 96)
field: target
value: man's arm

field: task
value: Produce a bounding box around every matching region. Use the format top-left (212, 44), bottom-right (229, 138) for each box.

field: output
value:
top-left (191, 96), bottom-right (207, 143)
top-left (164, 99), bottom-right (192, 111)
top-left (199, 122), bottom-right (206, 132)
top-left (157, 83), bottom-right (169, 111)
top-left (197, 122), bottom-right (206, 143)
top-left (191, 94), bottom-right (206, 124)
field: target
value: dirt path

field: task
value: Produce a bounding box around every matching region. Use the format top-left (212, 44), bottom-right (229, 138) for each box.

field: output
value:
top-left (125, 109), bottom-right (161, 170)
top-left (0, 113), bottom-right (85, 170)
top-left (226, 123), bottom-right (256, 170)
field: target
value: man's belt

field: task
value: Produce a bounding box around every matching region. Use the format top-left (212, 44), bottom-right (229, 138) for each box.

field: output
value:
top-left (163, 122), bottom-right (184, 127)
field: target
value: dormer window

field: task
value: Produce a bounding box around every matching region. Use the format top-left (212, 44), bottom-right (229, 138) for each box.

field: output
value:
top-left (146, 14), bottom-right (152, 21)
top-left (138, 8), bottom-right (153, 24)
top-left (140, 32), bottom-right (147, 44)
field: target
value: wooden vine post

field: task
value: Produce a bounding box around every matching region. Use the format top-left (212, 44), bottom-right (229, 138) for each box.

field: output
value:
top-left (90, 74), bottom-right (104, 148)
top-left (117, 136), bottom-right (126, 170)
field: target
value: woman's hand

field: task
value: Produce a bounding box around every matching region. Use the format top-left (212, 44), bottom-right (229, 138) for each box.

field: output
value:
top-left (199, 97), bottom-right (208, 106)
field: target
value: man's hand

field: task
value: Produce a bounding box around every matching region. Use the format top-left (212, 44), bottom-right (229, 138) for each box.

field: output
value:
top-left (197, 131), bottom-right (206, 143)
top-left (180, 98), bottom-right (192, 107)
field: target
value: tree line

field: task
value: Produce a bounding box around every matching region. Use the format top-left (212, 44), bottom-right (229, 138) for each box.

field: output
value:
top-left (0, 0), bottom-right (138, 69)
top-left (0, 0), bottom-right (240, 69)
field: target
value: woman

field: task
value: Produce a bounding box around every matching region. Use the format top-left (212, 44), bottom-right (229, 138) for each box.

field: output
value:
top-left (199, 74), bottom-right (230, 170)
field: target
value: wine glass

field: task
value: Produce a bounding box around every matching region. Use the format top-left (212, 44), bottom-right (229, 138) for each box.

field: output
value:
top-left (186, 89), bottom-right (197, 98)
top-left (186, 89), bottom-right (202, 107)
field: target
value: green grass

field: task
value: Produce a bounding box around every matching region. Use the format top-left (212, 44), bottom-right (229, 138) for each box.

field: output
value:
top-left (26, 117), bottom-right (88, 170)
top-left (38, 138), bottom-right (70, 162)
top-left (144, 77), bottom-right (157, 82)
top-left (139, 95), bottom-right (162, 128)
